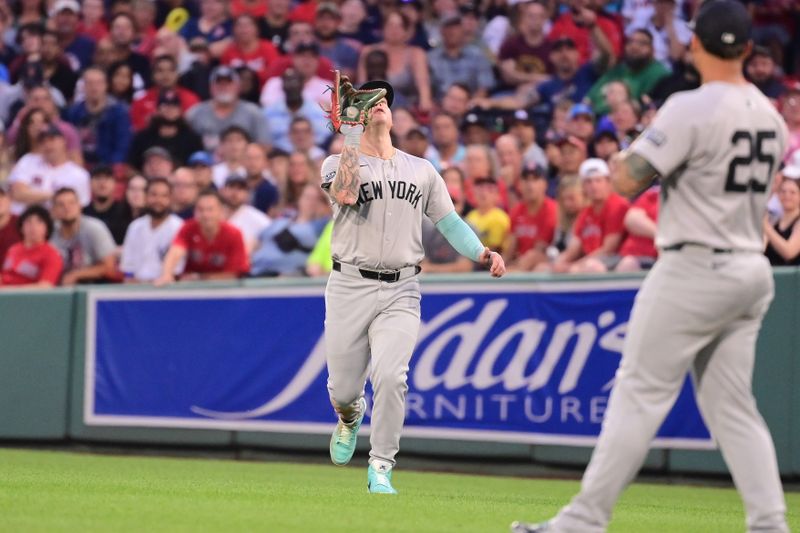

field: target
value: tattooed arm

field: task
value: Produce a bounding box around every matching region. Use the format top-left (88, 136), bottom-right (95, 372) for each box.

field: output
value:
top-left (610, 151), bottom-right (659, 198)
top-left (330, 144), bottom-right (361, 206)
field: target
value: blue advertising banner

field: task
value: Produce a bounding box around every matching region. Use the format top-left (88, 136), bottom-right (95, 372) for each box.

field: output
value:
top-left (84, 280), bottom-right (713, 449)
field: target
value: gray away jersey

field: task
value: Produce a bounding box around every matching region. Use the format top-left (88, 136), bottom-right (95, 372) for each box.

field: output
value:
top-left (630, 82), bottom-right (788, 252)
top-left (321, 149), bottom-right (455, 269)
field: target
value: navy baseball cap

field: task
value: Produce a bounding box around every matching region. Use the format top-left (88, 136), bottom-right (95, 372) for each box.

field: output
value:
top-left (360, 80), bottom-right (394, 107)
top-left (210, 65), bottom-right (239, 83)
top-left (38, 125), bottom-right (64, 140)
top-left (224, 175), bottom-right (248, 187)
top-left (158, 89), bottom-right (181, 107)
top-left (690, 0), bottom-right (751, 59)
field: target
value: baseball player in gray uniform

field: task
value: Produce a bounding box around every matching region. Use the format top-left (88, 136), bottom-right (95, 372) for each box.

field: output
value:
top-left (321, 74), bottom-right (506, 494)
top-left (512, 1), bottom-right (789, 531)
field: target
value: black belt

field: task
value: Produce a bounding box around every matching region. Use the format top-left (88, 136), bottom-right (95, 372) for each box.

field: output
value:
top-left (662, 241), bottom-right (733, 254)
top-left (332, 260), bottom-right (421, 282)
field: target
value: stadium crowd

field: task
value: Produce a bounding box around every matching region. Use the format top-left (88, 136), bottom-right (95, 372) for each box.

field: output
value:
top-left (0, 0), bottom-right (798, 287)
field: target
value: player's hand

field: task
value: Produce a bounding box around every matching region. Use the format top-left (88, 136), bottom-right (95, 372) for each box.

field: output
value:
top-left (479, 247), bottom-right (506, 278)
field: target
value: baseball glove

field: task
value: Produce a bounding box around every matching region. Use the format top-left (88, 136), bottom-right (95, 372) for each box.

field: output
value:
top-left (326, 70), bottom-right (387, 132)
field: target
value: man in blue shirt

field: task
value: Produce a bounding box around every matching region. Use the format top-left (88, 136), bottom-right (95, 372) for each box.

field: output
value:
top-left (315, 3), bottom-right (359, 79)
top-left (65, 67), bottom-right (132, 166)
top-left (51, 0), bottom-right (95, 72)
top-left (536, 36), bottom-right (606, 110)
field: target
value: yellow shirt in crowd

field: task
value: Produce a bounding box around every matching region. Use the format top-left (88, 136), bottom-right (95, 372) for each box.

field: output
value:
top-left (466, 208), bottom-right (511, 250)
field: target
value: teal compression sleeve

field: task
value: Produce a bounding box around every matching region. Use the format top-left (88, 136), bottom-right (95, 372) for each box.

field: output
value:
top-left (434, 211), bottom-right (484, 262)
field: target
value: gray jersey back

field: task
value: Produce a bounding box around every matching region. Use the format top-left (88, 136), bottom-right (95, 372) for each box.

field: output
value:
top-left (630, 82), bottom-right (788, 252)
top-left (320, 149), bottom-right (454, 269)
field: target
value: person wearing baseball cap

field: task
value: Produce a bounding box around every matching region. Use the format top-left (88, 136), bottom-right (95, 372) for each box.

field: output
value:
top-left (513, 2), bottom-right (791, 532)
top-left (185, 63), bottom-right (270, 152)
top-left (220, 173), bottom-right (270, 254)
top-left (555, 134), bottom-right (588, 175)
top-left (506, 163), bottom-right (558, 271)
top-left (745, 45), bottom-right (785, 100)
top-left (127, 89), bottom-right (204, 172)
top-left (83, 165), bottom-right (132, 245)
top-left (130, 55), bottom-right (201, 131)
top-left (141, 146), bottom-right (175, 179)
top-left (565, 103), bottom-right (596, 144)
top-left (50, 0), bottom-right (95, 71)
top-left (542, 157), bottom-right (629, 274)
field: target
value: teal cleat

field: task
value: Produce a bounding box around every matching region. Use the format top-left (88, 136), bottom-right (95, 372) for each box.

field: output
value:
top-left (329, 397), bottom-right (366, 466)
top-left (367, 464), bottom-right (398, 494)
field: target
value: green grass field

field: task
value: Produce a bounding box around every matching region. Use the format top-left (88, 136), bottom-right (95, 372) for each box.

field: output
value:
top-left (1, 448), bottom-right (797, 533)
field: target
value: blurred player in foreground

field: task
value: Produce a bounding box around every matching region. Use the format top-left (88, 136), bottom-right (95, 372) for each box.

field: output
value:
top-left (512, 1), bottom-right (789, 531)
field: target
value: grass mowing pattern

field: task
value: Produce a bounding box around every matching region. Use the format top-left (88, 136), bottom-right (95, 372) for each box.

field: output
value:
top-left (1, 449), bottom-right (797, 532)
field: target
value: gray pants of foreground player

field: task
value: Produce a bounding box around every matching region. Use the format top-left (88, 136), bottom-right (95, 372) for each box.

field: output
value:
top-left (324, 269), bottom-right (421, 466)
top-left (552, 247), bottom-right (788, 533)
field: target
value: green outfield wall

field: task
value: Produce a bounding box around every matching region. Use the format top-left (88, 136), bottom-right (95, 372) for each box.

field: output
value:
top-left (1, 270), bottom-right (798, 478)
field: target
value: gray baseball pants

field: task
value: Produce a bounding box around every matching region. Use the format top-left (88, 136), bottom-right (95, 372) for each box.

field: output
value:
top-left (551, 247), bottom-right (788, 533)
top-left (324, 268), bottom-right (421, 466)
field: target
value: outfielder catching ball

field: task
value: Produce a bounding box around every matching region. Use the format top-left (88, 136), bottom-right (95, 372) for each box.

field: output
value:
top-left (321, 72), bottom-right (506, 494)
top-left (512, 1), bottom-right (789, 531)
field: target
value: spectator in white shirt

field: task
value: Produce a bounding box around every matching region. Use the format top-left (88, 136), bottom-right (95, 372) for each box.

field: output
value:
top-left (627, 0), bottom-right (692, 68)
top-left (120, 177), bottom-right (184, 282)
top-left (8, 126), bottom-right (90, 215)
top-left (260, 42), bottom-right (329, 108)
top-left (221, 175), bottom-right (271, 254)
top-left (212, 125), bottom-right (249, 189)
top-left (622, 0), bottom-right (686, 30)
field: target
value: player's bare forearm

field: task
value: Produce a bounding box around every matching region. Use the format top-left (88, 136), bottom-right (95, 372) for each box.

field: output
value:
top-left (330, 145), bottom-right (361, 205)
top-left (611, 151), bottom-right (658, 198)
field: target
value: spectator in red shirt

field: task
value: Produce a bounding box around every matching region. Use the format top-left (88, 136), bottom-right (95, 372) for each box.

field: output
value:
top-left (0, 187), bottom-right (21, 265)
top-left (506, 164), bottom-right (558, 271)
top-left (614, 184), bottom-right (659, 272)
top-left (78, 0), bottom-right (109, 43)
top-left (550, 158), bottom-right (628, 273)
top-left (155, 189), bottom-right (249, 284)
top-left (130, 55), bottom-right (201, 131)
top-left (132, 0), bottom-right (159, 58)
top-left (221, 14), bottom-right (281, 88)
top-left (0, 205), bottom-right (62, 288)
top-left (550, 0), bottom-right (622, 65)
